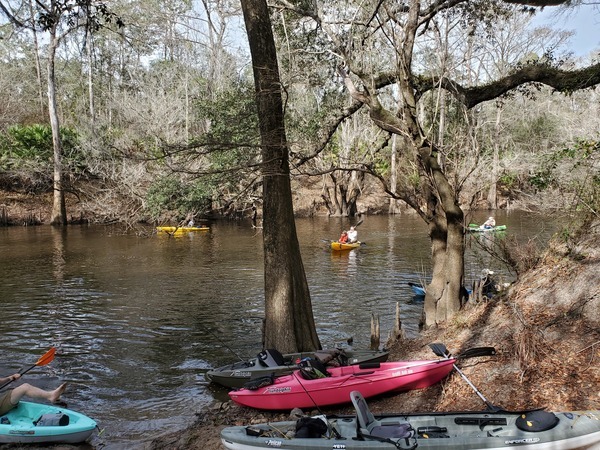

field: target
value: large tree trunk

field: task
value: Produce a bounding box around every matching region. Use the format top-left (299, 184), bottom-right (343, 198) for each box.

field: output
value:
top-left (240, 0), bottom-right (321, 353)
top-left (387, 0), bottom-right (465, 327)
top-left (419, 145), bottom-right (466, 327)
top-left (48, 32), bottom-right (67, 226)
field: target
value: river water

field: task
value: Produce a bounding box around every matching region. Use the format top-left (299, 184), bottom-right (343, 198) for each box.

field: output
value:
top-left (0, 211), bottom-right (561, 449)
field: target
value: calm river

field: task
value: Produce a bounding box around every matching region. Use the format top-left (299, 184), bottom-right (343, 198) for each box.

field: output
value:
top-left (0, 212), bottom-right (561, 449)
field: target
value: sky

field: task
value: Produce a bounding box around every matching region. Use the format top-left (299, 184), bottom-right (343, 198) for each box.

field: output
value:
top-left (530, 3), bottom-right (600, 57)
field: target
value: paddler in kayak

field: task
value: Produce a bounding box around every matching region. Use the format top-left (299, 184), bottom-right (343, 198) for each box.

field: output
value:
top-left (481, 216), bottom-right (496, 229)
top-left (0, 373), bottom-right (67, 415)
top-left (347, 226), bottom-right (358, 243)
top-left (338, 230), bottom-right (349, 243)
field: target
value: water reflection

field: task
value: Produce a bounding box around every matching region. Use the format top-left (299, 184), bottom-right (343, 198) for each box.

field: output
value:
top-left (0, 212), bottom-right (561, 449)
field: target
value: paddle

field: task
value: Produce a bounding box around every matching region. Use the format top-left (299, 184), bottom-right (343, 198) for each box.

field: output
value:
top-left (456, 346), bottom-right (496, 359)
top-left (429, 343), bottom-right (501, 411)
top-left (0, 347), bottom-right (56, 390)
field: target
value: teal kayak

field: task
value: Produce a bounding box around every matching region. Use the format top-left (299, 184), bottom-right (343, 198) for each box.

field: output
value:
top-left (0, 401), bottom-right (96, 444)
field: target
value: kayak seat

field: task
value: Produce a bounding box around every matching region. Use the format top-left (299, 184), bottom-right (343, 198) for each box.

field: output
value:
top-left (257, 349), bottom-right (286, 368)
top-left (298, 358), bottom-right (330, 380)
top-left (314, 349), bottom-right (343, 366)
top-left (351, 390), bottom-right (415, 440)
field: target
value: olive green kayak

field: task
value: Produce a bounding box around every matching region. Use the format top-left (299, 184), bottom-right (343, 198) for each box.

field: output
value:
top-left (221, 390), bottom-right (600, 449)
top-left (206, 348), bottom-right (389, 389)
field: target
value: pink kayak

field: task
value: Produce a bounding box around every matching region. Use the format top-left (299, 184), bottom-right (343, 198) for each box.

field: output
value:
top-left (228, 358), bottom-right (455, 410)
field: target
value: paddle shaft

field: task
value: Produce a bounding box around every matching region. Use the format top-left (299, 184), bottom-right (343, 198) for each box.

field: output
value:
top-left (449, 363), bottom-right (496, 409)
top-left (429, 343), bottom-right (498, 410)
top-left (0, 348), bottom-right (56, 390)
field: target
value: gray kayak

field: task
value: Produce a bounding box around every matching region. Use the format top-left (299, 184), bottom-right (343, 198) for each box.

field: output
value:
top-left (221, 391), bottom-right (600, 450)
top-left (206, 348), bottom-right (389, 389)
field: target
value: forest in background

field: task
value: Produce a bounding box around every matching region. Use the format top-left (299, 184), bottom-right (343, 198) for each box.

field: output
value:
top-left (0, 1), bottom-right (598, 226)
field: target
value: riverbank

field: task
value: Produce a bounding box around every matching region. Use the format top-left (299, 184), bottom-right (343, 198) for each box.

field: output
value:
top-left (146, 219), bottom-right (600, 449)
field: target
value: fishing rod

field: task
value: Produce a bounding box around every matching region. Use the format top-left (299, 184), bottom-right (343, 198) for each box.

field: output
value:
top-left (292, 361), bottom-right (344, 440)
top-left (201, 325), bottom-right (247, 363)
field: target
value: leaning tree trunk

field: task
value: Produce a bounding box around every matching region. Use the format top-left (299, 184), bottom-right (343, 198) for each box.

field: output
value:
top-left (240, 0), bottom-right (321, 353)
top-left (48, 32), bottom-right (67, 226)
top-left (419, 145), bottom-right (466, 327)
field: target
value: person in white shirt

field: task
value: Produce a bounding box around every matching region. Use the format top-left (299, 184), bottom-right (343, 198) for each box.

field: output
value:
top-left (347, 226), bottom-right (358, 243)
top-left (482, 217), bottom-right (496, 229)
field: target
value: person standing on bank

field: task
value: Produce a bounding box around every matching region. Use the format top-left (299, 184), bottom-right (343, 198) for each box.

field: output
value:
top-left (0, 373), bottom-right (67, 416)
top-left (347, 226), bottom-right (358, 243)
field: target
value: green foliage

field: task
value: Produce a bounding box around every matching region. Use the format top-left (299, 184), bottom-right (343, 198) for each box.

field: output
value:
top-left (0, 124), bottom-right (81, 171)
top-left (498, 172), bottom-right (518, 190)
top-left (194, 82), bottom-right (259, 148)
top-left (528, 167), bottom-right (554, 191)
top-left (552, 138), bottom-right (599, 161)
top-left (528, 138), bottom-right (599, 216)
top-left (408, 171), bottom-right (421, 190)
top-left (144, 176), bottom-right (213, 220)
top-left (556, 139), bottom-right (600, 214)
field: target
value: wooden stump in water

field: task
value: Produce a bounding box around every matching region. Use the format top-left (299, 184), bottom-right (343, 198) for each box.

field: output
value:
top-left (393, 302), bottom-right (405, 340)
top-left (370, 313), bottom-right (380, 350)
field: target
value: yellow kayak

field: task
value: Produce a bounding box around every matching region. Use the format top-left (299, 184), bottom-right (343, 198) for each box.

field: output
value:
top-left (156, 226), bottom-right (209, 233)
top-left (331, 241), bottom-right (361, 251)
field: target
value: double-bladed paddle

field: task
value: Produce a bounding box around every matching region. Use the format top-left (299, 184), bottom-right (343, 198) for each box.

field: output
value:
top-left (0, 347), bottom-right (56, 390)
top-left (429, 342), bottom-right (501, 411)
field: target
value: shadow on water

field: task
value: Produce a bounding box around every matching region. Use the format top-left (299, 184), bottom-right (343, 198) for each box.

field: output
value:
top-left (0, 212), bottom-right (561, 448)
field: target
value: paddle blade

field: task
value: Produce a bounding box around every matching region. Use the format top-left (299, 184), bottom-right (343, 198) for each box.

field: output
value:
top-left (430, 344), bottom-right (496, 360)
top-left (457, 347), bottom-right (496, 359)
top-left (429, 342), bottom-right (450, 358)
top-left (36, 347), bottom-right (56, 367)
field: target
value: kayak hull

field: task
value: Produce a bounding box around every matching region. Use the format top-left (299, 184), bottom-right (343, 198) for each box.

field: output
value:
top-left (228, 359), bottom-right (455, 410)
top-left (331, 241), bottom-right (361, 251)
top-left (221, 408), bottom-right (600, 450)
top-left (0, 401), bottom-right (96, 444)
top-left (468, 225), bottom-right (507, 233)
top-left (409, 283), bottom-right (426, 296)
top-left (207, 349), bottom-right (390, 389)
top-left (156, 226), bottom-right (209, 232)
